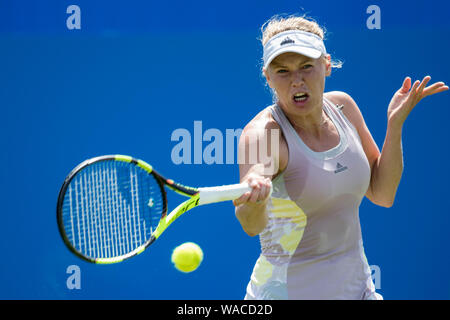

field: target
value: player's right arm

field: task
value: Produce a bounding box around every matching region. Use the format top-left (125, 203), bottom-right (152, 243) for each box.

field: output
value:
top-left (234, 111), bottom-right (288, 237)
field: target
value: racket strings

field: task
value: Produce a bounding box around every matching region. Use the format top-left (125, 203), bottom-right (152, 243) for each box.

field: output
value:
top-left (62, 161), bottom-right (164, 259)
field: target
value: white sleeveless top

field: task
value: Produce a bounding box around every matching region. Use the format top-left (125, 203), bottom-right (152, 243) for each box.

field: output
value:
top-left (244, 98), bottom-right (382, 300)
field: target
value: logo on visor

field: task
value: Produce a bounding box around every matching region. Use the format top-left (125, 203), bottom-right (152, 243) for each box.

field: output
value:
top-left (280, 37), bottom-right (295, 46)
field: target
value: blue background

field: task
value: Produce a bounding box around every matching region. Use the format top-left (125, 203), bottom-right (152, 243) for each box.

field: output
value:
top-left (0, 0), bottom-right (449, 300)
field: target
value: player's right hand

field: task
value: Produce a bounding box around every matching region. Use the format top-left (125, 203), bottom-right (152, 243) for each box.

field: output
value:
top-left (233, 173), bottom-right (272, 207)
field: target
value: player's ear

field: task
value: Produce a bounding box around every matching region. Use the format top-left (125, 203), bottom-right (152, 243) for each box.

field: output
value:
top-left (324, 54), bottom-right (332, 77)
top-left (263, 68), bottom-right (273, 88)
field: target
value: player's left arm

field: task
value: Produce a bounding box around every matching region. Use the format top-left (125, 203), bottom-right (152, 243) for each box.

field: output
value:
top-left (326, 77), bottom-right (448, 208)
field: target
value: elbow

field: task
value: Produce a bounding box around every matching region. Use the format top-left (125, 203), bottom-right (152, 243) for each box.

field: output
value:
top-left (372, 196), bottom-right (395, 208)
top-left (367, 186), bottom-right (397, 208)
top-left (241, 224), bottom-right (265, 237)
top-left (236, 215), bottom-right (265, 237)
top-left (235, 206), bottom-right (268, 237)
top-left (367, 192), bottom-right (395, 208)
top-left (245, 230), bottom-right (259, 237)
top-left (378, 199), bottom-right (394, 208)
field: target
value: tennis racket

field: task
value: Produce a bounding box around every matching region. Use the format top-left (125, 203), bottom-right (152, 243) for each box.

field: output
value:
top-left (57, 154), bottom-right (252, 264)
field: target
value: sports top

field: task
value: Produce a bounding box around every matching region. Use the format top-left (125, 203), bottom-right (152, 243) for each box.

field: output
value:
top-left (244, 97), bottom-right (381, 300)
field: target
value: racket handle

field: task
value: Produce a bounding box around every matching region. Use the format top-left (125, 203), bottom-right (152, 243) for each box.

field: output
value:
top-left (198, 183), bottom-right (272, 205)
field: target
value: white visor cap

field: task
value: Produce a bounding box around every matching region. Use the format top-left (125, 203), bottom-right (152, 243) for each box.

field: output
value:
top-left (263, 30), bottom-right (327, 69)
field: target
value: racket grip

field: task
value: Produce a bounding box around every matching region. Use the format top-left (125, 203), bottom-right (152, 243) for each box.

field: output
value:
top-left (198, 183), bottom-right (272, 205)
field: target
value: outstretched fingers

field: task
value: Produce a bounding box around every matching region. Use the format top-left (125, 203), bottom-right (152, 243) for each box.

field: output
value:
top-left (422, 81), bottom-right (449, 98)
top-left (406, 79), bottom-right (421, 104)
top-left (416, 76), bottom-right (431, 96)
top-left (408, 76), bottom-right (448, 100)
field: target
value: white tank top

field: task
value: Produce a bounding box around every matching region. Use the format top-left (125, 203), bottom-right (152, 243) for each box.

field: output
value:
top-left (244, 97), bottom-right (380, 300)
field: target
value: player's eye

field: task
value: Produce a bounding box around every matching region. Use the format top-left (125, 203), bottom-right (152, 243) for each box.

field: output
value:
top-left (277, 69), bottom-right (288, 74)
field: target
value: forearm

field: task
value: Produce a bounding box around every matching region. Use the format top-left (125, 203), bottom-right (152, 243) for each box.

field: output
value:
top-left (235, 201), bottom-right (268, 237)
top-left (369, 121), bottom-right (404, 207)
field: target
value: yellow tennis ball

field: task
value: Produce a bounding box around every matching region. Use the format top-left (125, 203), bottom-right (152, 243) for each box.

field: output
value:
top-left (171, 242), bottom-right (203, 273)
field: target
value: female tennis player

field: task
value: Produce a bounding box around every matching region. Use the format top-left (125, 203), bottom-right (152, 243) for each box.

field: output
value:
top-left (233, 14), bottom-right (448, 300)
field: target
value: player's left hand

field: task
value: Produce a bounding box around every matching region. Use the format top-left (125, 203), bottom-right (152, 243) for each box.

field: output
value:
top-left (387, 76), bottom-right (448, 129)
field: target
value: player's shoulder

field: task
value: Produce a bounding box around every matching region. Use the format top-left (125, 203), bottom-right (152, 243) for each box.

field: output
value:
top-left (324, 91), bottom-right (357, 109)
top-left (324, 91), bottom-right (365, 126)
top-left (241, 105), bottom-right (281, 138)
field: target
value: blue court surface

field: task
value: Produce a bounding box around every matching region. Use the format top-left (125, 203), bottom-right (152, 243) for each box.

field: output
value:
top-left (0, 0), bottom-right (449, 299)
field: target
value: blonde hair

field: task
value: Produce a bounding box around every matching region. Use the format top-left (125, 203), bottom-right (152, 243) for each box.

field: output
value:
top-left (260, 14), bottom-right (343, 69)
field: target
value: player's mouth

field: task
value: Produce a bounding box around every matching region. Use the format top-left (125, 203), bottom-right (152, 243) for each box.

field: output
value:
top-left (293, 92), bottom-right (309, 105)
